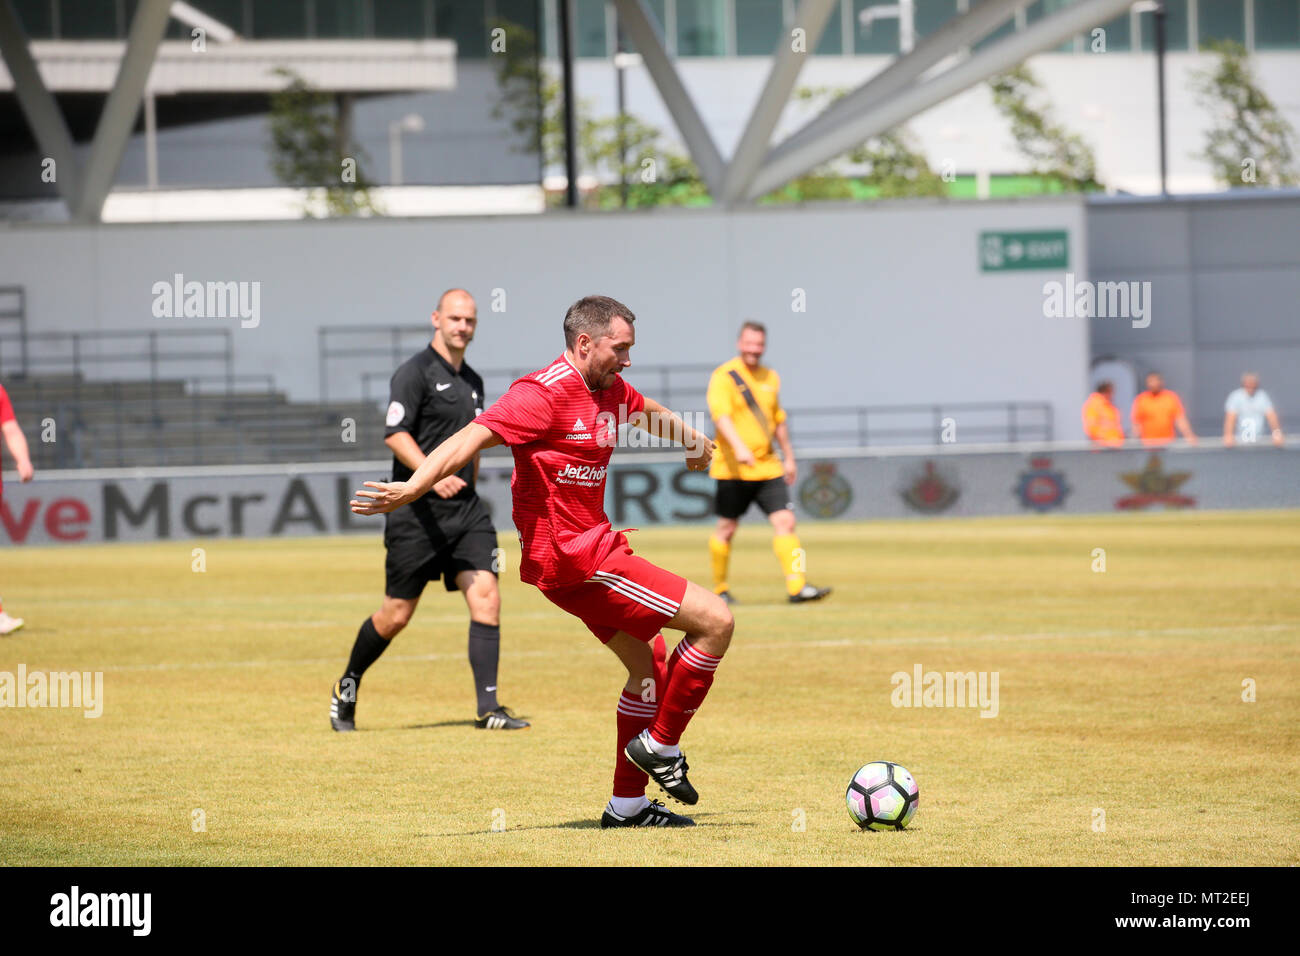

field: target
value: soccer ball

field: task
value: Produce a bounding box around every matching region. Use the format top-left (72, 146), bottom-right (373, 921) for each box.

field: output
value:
top-left (846, 761), bottom-right (919, 831)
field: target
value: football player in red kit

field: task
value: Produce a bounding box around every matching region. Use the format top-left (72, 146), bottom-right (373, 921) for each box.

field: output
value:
top-left (352, 295), bottom-right (733, 828)
top-left (1, 382), bottom-right (34, 634)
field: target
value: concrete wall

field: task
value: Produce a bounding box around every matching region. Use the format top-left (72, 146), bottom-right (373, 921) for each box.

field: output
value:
top-left (0, 196), bottom-right (1092, 440)
top-left (1087, 191), bottom-right (1300, 436)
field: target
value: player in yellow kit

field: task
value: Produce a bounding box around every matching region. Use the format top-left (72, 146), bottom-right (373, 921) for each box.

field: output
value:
top-left (706, 322), bottom-right (831, 605)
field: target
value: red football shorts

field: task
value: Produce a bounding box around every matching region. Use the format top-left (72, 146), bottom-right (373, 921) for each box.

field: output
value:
top-left (541, 544), bottom-right (688, 644)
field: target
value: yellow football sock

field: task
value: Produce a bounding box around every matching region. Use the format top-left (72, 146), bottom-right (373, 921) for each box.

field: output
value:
top-left (709, 536), bottom-right (731, 594)
top-left (773, 533), bottom-right (806, 596)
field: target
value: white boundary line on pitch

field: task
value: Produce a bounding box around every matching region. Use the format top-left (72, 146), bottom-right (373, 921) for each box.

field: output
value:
top-left (84, 621), bottom-right (1300, 673)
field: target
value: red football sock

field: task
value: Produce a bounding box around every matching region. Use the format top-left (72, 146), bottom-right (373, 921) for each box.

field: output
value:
top-left (652, 632), bottom-right (668, 700)
top-left (614, 689), bottom-right (658, 798)
top-left (648, 638), bottom-right (720, 747)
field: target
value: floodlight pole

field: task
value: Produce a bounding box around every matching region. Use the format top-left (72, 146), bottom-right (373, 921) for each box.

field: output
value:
top-left (558, 0), bottom-right (579, 208)
top-left (1154, 2), bottom-right (1168, 196)
top-left (615, 19), bottom-right (628, 208)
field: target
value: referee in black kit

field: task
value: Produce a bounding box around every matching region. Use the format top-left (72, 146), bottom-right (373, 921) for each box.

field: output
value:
top-left (330, 288), bottom-right (528, 731)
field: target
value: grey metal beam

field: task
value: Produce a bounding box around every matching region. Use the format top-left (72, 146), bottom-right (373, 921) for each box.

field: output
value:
top-left (74, 0), bottom-right (171, 221)
top-left (612, 0), bottom-right (725, 197)
top-left (745, 0), bottom-right (1139, 200)
top-left (771, 0), bottom-right (1023, 165)
top-left (720, 0), bottom-right (839, 202)
top-left (0, 0), bottom-right (81, 211)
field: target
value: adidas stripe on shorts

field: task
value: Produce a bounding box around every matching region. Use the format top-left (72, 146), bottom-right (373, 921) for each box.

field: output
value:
top-left (540, 543), bottom-right (688, 644)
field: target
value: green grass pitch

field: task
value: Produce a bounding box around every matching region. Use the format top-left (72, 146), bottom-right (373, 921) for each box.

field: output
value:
top-left (1, 511), bottom-right (1297, 865)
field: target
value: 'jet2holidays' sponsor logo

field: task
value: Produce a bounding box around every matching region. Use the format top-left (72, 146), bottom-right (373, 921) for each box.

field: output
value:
top-left (556, 463), bottom-right (607, 486)
top-left (151, 273), bottom-right (260, 328)
top-left (50, 886), bottom-right (151, 936)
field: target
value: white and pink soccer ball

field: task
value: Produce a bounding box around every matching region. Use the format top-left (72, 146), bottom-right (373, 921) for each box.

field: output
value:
top-left (846, 761), bottom-right (919, 831)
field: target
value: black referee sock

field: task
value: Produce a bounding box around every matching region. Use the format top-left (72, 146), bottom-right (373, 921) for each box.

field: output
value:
top-left (344, 616), bottom-right (390, 684)
top-left (468, 621), bottom-right (501, 715)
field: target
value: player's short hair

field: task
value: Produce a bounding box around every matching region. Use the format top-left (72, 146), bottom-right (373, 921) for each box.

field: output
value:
top-left (739, 320), bottom-right (766, 337)
top-left (564, 295), bottom-right (636, 349)
top-left (1096, 380), bottom-right (1113, 394)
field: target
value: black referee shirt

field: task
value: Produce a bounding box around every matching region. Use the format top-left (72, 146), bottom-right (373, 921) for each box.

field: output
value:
top-left (383, 344), bottom-right (490, 537)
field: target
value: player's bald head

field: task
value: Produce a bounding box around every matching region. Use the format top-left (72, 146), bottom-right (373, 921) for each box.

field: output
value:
top-left (436, 288), bottom-right (475, 315)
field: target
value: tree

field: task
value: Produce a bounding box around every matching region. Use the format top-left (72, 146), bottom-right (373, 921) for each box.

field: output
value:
top-left (762, 87), bottom-right (946, 202)
top-left (989, 65), bottom-right (1102, 193)
top-left (490, 18), bottom-right (706, 207)
top-left (488, 19), bottom-right (554, 165)
top-left (581, 112), bottom-right (710, 207)
top-left (489, 36), bottom-right (945, 205)
top-left (268, 68), bottom-right (380, 216)
top-left (1190, 40), bottom-right (1298, 188)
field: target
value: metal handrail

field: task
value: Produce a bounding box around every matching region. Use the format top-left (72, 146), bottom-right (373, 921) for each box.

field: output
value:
top-left (0, 286), bottom-right (26, 377)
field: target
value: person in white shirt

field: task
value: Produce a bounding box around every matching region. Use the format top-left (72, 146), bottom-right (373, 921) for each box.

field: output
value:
top-left (1224, 373), bottom-right (1284, 446)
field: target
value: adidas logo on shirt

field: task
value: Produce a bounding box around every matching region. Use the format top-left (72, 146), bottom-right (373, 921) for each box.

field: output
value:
top-left (566, 416), bottom-right (593, 441)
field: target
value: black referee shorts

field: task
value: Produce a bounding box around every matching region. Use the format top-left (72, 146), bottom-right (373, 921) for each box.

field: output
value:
top-left (714, 477), bottom-right (793, 520)
top-left (384, 512), bottom-right (498, 601)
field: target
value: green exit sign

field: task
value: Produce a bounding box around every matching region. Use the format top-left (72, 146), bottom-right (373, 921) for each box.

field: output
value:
top-left (979, 230), bottom-right (1069, 271)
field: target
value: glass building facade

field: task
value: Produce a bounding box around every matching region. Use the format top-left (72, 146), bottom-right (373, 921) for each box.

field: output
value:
top-left (9, 0), bottom-right (1300, 54)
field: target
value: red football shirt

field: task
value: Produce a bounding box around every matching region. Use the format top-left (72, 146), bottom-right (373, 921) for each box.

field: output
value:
top-left (476, 354), bottom-right (645, 589)
top-left (0, 384), bottom-right (13, 491)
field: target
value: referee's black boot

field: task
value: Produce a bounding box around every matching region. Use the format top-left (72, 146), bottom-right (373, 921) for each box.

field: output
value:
top-left (475, 705), bottom-right (530, 730)
top-left (330, 677), bottom-right (357, 732)
top-left (789, 584), bottom-right (832, 604)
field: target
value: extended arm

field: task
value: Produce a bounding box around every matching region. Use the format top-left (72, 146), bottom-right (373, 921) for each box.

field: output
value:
top-left (1176, 413), bottom-right (1198, 445)
top-left (1223, 410), bottom-right (1237, 446)
top-left (640, 397), bottom-right (715, 471)
top-left (384, 430), bottom-right (469, 499)
top-left (354, 423), bottom-right (501, 515)
top-left (1, 419), bottom-right (33, 481)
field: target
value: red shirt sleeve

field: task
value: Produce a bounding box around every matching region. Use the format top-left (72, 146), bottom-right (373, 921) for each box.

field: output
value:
top-left (0, 385), bottom-right (14, 426)
top-left (617, 376), bottom-right (646, 421)
top-left (476, 378), bottom-right (556, 445)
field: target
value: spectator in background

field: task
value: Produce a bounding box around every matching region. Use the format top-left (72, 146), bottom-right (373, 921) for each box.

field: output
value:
top-left (1082, 381), bottom-right (1125, 448)
top-left (1, 381), bottom-right (34, 635)
top-left (1224, 373), bottom-right (1284, 447)
top-left (1132, 372), bottom-right (1198, 446)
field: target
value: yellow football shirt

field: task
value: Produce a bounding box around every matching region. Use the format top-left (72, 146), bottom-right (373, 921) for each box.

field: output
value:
top-left (707, 357), bottom-right (786, 481)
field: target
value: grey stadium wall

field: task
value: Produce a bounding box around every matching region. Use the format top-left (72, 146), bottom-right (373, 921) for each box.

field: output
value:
top-left (1087, 191), bottom-right (1300, 438)
top-left (0, 197), bottom-right (1090, 443)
